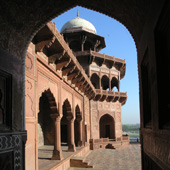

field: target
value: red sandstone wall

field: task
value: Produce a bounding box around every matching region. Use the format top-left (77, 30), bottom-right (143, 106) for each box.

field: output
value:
top-left (25, 43), bottom-right (85, 170)
top-left (25, 43), bottom-right (37, 170)
top-left (84, 97), bottom-right (90, 144)
top-left (90, 100), bottom-right (122, 140)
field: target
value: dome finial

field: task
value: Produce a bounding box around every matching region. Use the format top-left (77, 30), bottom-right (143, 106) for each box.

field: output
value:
top-left (77, 10), bottom-right (79, 17)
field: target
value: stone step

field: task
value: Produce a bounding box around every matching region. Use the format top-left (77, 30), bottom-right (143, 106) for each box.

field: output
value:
top-left (70, 156), bottom-right (94, 168)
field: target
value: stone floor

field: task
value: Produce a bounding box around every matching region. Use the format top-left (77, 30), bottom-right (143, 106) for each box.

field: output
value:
top-left (38, 145), bottom-right (83, 170)
top-left (70, 143), bottom-right (141, 170)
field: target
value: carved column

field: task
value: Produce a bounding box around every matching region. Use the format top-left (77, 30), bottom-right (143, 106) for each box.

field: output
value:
top-left (78, 120), bottom-right (83, 146)
top-left (109, 79), bottom-right (111, 91)
top-left (99, 71), bottom-right (102, 90)
top-left (67, 117), bottom-right (76, 152)
top-left (81, 35), bottom-right (87, 52)
top-left (118, 72), bottom-right (120, 91)
top-left (50, 114), bottom-right (63, 160)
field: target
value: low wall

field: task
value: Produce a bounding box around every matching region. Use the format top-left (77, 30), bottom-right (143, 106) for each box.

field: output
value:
top-left (51, 145), bottom-right (90, 170)
top-left (89, 138), bottom-right (110, 150)
top-left (90, 136), bottom-right (130, 150)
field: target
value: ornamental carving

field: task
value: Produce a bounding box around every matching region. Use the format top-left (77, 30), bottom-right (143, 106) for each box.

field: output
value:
top-left (90, 66), bottom-right (100, 72)
top-left (0, 89), bottom-right (4, 125)
top-left (111, 70), bottom-right (118, 75)
top-left (98, 103), bottom-right (102, 109)
top-left (101, 68), bottom-right (109, 74)
top-left (104, 103), bottom-right (110, 109)
top-left (111, 104), bottom-right (115, 110)
top-left (0, 134), bottom-right (22, 170)
top-left (25, 78), bottom-right (35, 117)
top-left (25, 53), bottom-right (34, 74)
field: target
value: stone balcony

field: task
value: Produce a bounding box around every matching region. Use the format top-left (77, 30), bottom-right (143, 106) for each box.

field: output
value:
top-left (94, 89), bottom-right (127, 105)
top-left (74, 50), bottom-right (126, 79)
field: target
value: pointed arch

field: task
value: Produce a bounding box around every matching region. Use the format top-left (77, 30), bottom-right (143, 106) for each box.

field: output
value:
top-left (99, 113), bottom-right (115, 139)
top-left (62, 99), bottom-right (73, 119)
top-left (111, 77), bottom-right (119, 91)
top-left (61, 99), bottom-right (73, 144)
top-left (38, 88), bottom-right (58, 146)
top-left (91, 73), bottom-right (100, 89)
top-left (101, 75), bottom-right (109, 90)
top-left (74, 104), bottom-right (82, 146)
top-left (75, 105), bottom-right (82, 121)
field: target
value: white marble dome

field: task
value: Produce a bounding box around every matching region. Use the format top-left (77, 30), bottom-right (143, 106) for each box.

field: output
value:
top-left (60, 16), bottom-right (97, 34)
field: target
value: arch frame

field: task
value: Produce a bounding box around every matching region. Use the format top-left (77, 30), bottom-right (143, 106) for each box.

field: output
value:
top-left (62, 98), bottom-right (73, 120)
top-left (90, 72), bottom-right (100, 89)
top-left (99, 113), bottom-right (115, 139)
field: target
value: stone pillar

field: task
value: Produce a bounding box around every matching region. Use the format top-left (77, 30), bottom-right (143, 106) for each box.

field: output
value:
top-left (50, 114), bottom-right (63, 160)
top-left (67, 118), bottom-right (76, 152)
top-left (78, 120), bottom-right (83, 146)
top-left (118, 72), bottom-right (120, 91)
top-left (81, 35), bottom-right (87, 52)
top-left (99, 71), bottom-right (102, 90)
top-left (109, 79), bottom-right (111, 91)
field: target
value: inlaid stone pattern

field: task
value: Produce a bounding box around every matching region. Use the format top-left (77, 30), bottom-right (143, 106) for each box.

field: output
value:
top-left (0, 134), bottom-right (22, 170)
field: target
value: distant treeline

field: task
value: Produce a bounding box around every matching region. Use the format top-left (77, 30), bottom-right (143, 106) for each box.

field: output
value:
top-left (122, 124), bottom-right (140, 132)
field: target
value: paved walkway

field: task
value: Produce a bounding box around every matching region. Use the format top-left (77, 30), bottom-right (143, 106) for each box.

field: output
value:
top-left (38, 145), bottom-right (83, 170)
top-left (70, 143), bottom-right (141, 170)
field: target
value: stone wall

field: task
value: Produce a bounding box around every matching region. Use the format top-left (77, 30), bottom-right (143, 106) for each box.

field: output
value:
top-left (25, 42), bottom-right (85, 170)
top-left (90, 100), bottom-right (122, 140)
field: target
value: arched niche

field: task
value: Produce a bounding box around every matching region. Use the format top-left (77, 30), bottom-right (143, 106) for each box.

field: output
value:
top-left (38, 89), bottom-right (57, 146)
top-left (91, 73), bottom-right (100, 89)
top-left (99, 114), bottom-right (115, 139)
top-left (111, 77), bottom-right (119, 91)
top-left (101, 75), bottom-right (109, 90)
top-left (61, 99), bottom-right (73, 144)
top-left (74, 105), bottom-right (82, 146)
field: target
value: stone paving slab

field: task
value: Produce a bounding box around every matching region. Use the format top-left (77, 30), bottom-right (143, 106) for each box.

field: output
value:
top-left (38, 145), bottom-right (83, 170)
top-left (70, 143), bottom-right (141, 170)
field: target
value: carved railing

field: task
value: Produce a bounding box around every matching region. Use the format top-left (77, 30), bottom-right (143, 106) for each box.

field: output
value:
top-left (95, 90), bottom-right (127, 97)
top-left (94, 89), bottom-right (127, 105)
top-left (74, 49), bottom-right (126, 80)
top-left (74, 50), bottom-right (126, 64)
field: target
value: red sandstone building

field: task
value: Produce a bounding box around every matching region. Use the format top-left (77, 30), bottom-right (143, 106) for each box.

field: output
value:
top-left (1, 1), bottom-right (170, 170)
top-left (25, 15), bottom-right (128, 169)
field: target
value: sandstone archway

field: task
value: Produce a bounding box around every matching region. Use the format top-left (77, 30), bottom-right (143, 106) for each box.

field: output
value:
top-left (99, 114), bottom-right (115, 139)
top-left (38, 89), bottom-right (57, 146)
top-left (74, 105), bottom-right (82, 146)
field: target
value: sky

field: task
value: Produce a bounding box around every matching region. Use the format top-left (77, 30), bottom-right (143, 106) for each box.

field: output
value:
top-left (53, 6), bottom-right (140, 124)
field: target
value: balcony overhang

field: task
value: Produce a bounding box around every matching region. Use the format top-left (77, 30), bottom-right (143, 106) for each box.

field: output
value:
top-left (33, 21), bottom-right (96, 99)
top-left (94, 89), bottom-right (127, 105)
top-left (74, 50), bottom-right (126, 79)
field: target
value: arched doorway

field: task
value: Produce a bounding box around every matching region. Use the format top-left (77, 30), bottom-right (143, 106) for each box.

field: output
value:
top-left (74, 105), bottom-right (82, 146)
top-left (0, 1), bottom-right (169, 170)
top-left (99, 114), bottom-right (115, 139)
top-left (38, 89), bottom-right (55, 146)
top-left (61, 99), bottom-right (76, 151)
